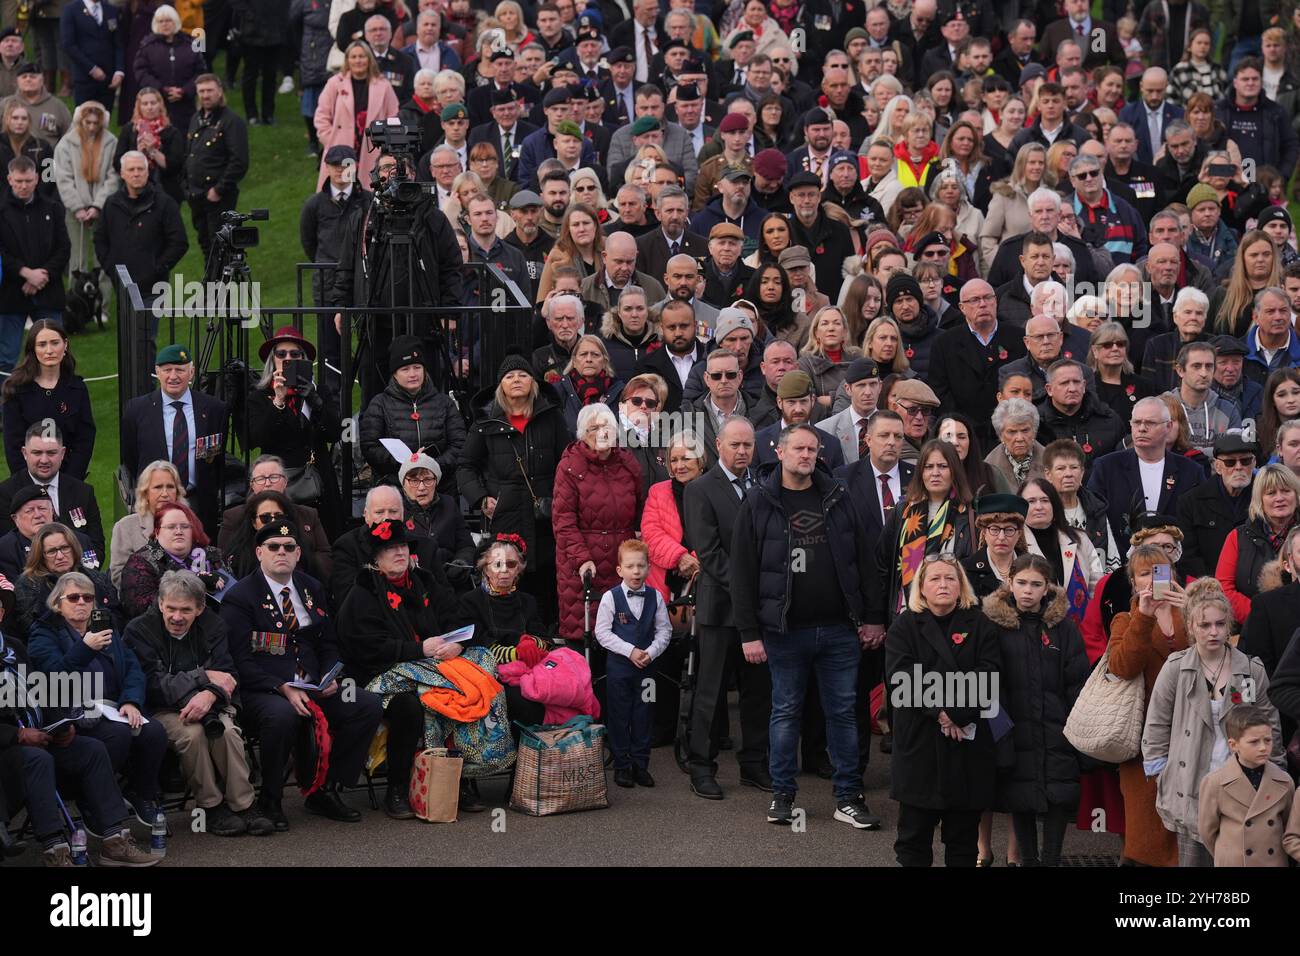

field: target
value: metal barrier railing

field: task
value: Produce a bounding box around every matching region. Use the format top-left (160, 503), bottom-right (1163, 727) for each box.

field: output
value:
top-left (113, 260), bottom-right (534, 523)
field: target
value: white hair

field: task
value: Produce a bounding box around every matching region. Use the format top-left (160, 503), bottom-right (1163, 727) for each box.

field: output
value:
top-left (550, 293), bottom-right (583, 318)
top-left (119, 149), bottom-right (148, 169)
top-left (1052, 242), bottom-right (1074, 269)
top-left (1027, 187), bottom-right (1062, 210)
top-left (576, 401), bottom-right (619, 437)
top-left (415, 67), bottom-right (438, 86)
top-left (151, 4), bottom-right (182, 32)
top-left (1173, 286), bottom-right (1209, 312)
top-left (1030, 280), bottom-right (1067, 310)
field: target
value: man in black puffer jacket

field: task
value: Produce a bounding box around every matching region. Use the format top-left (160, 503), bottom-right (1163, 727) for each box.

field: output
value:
top-left (359, 336), bottom-right (467, 490)
top-left (730, 425), bottom-right (880, 830)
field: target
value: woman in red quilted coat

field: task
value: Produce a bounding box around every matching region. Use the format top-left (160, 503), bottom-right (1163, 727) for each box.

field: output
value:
top-left (552, 403), bottom-right (646, 642)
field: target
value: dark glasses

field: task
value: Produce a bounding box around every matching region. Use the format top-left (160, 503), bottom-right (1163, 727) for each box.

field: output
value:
top-left (626, 396), bottom-right (660, 408)
top-left (263, 542), bottom-right (299, 553)
top-left (274, 348), bottom-right (304, 359)
top-left (1218, 456), bottom-right (1254, 468)
top-left (1074, 168), bottom-right (1101, 180)
top-left (707, 371), bottom-right (740, 381)
top-left (256, 511), bottom-right (286, 525)
top-left (62, 593), bottom-right (95, 604)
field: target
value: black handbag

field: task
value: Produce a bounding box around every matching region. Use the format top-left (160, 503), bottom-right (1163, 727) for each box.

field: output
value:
top-left (514, 450), bottom-right (551, 521)
top-left (285, 452), bottom-right (324, 505)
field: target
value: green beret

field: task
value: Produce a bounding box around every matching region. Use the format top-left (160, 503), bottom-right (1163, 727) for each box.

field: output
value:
top-left (440, 103), bottom-right (467, 122)
top-left (729, 30), bottom-right (755, 48)
top-left (776, 370), bottom-right (813, 400)
top-left (155, 344), bottom-right (191, 366)
top-left (554, 120), bottom-right (583, 139)
top-left (630, 115), bottom-right (661, 136)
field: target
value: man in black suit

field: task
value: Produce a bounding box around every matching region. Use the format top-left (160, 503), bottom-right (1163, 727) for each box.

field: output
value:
top-left (634, 184), bottom-right (706, 283)
top-left (1177, 433), bottom-right (1255, 580)
top-left (465, 50), bottom-right (520, 127)
top-left (1040, 0), bottom-right (1126, 71)
top-left (1086, 396), bottom-right (1204, 553)
top-left (633, 299), bottom-right (705, 415)
top-left (220, 521), bottom-right (383, 829)
top-left (918, 8), bottom-right (969, 82)
top-left (993, 18), bottom-right (1038, 86)
top-left (467, 87), bottom-right (537, 184)
top-left (121, 344), bottom-right (230, 540)
top-left (598, 46), bottom-right (640, 127)
top-left (609, 0), bottom-right (664, 85)
top-left (928, 278), bottom-right (1028, 451)
top-left (682, 416), bottom-right (772, 799)
top-left (0, 422), bottom-right (104, 558)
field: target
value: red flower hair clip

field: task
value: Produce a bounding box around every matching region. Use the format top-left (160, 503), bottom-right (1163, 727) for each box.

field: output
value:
top-left (496, 532), bottom-right (527, 558)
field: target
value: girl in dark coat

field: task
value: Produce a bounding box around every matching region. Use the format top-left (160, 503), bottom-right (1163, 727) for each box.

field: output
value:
top-left (244, 327), bottom-right (344, 538)
top-left (458, 354), bottom-right (572, 623)
top-left (132, 10), bottom-right (208, 131)
top-left (885, 554), bottom-right (1002, 867)
top-left (982, 556), bottom-right (1090, 867)
top-left (1, 320), bottom-right (96, 480)
top-left (358, 335), bottom-right (467, 491)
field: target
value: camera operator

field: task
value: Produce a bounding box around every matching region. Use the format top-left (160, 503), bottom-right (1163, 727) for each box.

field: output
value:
top-left (183, 74), bottom-right (249, 261)
top-left (329, 143), bottom-right (464, 406)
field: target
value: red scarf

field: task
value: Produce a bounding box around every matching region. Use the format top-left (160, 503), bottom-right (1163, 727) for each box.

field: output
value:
top-left (134, 115), bottom-right (167, 170)
top-left (409, 95), bottom-right (436, 114)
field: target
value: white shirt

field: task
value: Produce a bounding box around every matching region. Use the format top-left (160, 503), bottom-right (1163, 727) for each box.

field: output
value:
top-left (634, 23), bottom-right (657, 83)
top-left (412, 42), bottom-right (442, 73)
top-left (84, 0), bottom-right (103, 25)
top-left (669, 349), bottom-right (695, 386)
top-left (1040, 122), bottom-right (1063, 145)
top-left (871, 462), bottom-right (901, 523)
top-left (1264, 64), bottom-right (1284, 101)
top-left (593, 581), bottom-right (673, 660)
top-left (29, 472), bottom-right (59, 514)
top-left (719, 462), bottom-right (750, 498)
top-left (264, 573), bottom-right (310, 629)
top-left (330, 185), bottom-right (352, 203)
top-left (1138, 456), bottom-right (1164, 512)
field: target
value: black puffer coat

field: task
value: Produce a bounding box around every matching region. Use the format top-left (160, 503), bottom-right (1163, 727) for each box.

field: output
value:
top-left (289, 0), bottom-right (334, 88)
top-left (230, 0), bottom-right (290, 47)
top-left (981, 584), bottom-right (1090, 813)
top-left (359, 377), bottom-right (467, 485)
top-left (885, 605), bottom-right (1002, 810)
top-left (457, 383), bottom-right (571, 564)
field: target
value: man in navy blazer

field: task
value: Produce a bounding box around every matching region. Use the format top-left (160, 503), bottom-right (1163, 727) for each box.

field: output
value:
top-left (121, 344), bottom-right (230, 540)
top-left (219, 521), bottom-right (383, 829)
top-left (1085, 395), bottom-right (1203, 553)
top-left (1118, 69), bottom-right (1184, 165)
top-left (59, 0), bottom-right (125, 111)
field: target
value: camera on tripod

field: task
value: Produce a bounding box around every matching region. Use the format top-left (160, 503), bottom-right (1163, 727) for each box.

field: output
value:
top-left (366, 119), bottom-right (429, 209)
top-left (216, 208), bottom-right (269, 251)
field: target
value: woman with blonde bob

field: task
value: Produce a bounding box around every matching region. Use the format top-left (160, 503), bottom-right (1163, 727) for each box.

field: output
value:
top-left (1215, 463), bottom-right (1300, 623)
top-left (799, 306), bottom-right (863, 410)
top-left (885, 553), bottom-right (1001, 867)
top-left (109, 460), bottom-right (188, 587)
top-left (1142, 577), bottom-right (1285, 866)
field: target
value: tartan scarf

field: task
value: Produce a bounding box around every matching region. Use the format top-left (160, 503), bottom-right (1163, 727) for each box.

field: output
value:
top-left (896, 495), bottom-right (955, 611)
top-left (568, 370), bottom-right (612, 406)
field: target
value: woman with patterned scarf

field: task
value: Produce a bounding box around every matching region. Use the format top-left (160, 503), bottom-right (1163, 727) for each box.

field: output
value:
top-left (337, 519), bottom-right (513, 817)
top-left (872, 439), bottom-right (977, 629)
top-left (557, 334), bottom-right (624, 434)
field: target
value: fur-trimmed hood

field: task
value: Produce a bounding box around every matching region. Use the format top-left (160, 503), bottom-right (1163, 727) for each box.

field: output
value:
top-left (1258, 559), bottom-right (1290, 594)
top-left (982, 583), bottom-right (1069, 629)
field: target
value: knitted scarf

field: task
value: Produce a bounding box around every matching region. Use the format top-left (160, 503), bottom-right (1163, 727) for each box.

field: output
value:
top-left (133, 115), bottom-right (167, 169)
top-left (568, 369), bottom-right (612, 406)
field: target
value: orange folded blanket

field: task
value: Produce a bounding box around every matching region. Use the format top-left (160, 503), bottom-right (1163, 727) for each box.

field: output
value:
top-left (419, 657), bottom-right (503, 722)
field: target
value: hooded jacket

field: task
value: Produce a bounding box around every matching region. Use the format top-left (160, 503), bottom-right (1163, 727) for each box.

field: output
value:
top-left (121, 605), bottom-right (237, 713)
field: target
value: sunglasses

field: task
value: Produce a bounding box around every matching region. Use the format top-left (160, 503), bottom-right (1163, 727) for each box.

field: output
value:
top-left (256, 511), bottom-right (286, 525)
top-left (894, 401), bottom-right (933, 419)
top-left (626, 396), bottom-right (660, 408)
top-left (922, 554), bottom-right (959, 566)
top-left (707, 370), bottom-right (740, 381)
top-left (62, 593), bottom-right (95, 604)
top-left (1218, 456), bottom-right (1254, 468)
top-left (274, 348), bottom-right (304, 359)
top-left (263, 541), bottom-right (299, 553)
top-left (1074, 168), bottom-right (1102, 180)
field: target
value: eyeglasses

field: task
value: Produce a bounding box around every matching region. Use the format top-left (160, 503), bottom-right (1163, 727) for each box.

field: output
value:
top-left (159, 523), bottom-right (191, 533)
top-left (1098, 340), bottom-right (1128, 349)
top-left (45, 544), bottom-right (73, 557)
top-left (1131, 419), bottom-right (1169, 429)
top-left (251, 474), bottom-right (287, 487)
top-left (404, 475), bottom-right (437, 487)
top-left (61, 593), bottom-right (95, 604)
top-left (984, 525), bottom-right (1021, 539)
top-left (1218, 456), bottom-right (1255, 468)
top-left (921, 554), bottom-right (958, 566)
top-left (894, 401), bottom-right (933, 419)
top-left (262, 541), bottom-right (299, 553)
top-left (962, 294), bottom-right (996, 304)
top-left (1073, 168), bottom-right (1102, 180)
top-left (707, 370), bottom-right (740, 381)
top-left (255, 511), bottom-right (286, 525)
top-left (491, 559), bottom-right (522, 570)
top-left (626, 396), bottom-right (660, 408)
top-left (274, 348), bottom-right (304, 359)
top-left (1025, 331), bottom-right (1063, 342)
top-left (921, 249), bottom-right (950, 258)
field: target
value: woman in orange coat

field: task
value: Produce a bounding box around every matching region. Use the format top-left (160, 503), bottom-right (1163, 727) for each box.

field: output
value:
top-left (312, 40), bottom-right (399, 190)
top-left (1106, 542), bottom-right (1190, 867)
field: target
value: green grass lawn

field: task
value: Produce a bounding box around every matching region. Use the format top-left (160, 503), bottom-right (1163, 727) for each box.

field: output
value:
top-left (79, 85), bottom-right (322, 523)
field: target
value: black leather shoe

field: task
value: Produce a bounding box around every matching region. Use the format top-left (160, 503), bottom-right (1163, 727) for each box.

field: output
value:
top-left (384, 786), bottom-right (415, 820)
top-left (259, 797), bottom-right (290, 832)
top-left (304, 789), bottom-right (362, 823)
top-left (739, 767), bottom-right (774, 791)
top-left (614, 768), bottom-right (635, 788)
top-left (632, 766), bottom-right (655, 787)
top-left (690, 774), bottom-right (724, 799)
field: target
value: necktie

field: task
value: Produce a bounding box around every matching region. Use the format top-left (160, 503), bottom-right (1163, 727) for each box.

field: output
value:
top-left (642, 29), bottom-right (655, 79)
top-left (1148, 110), bottom-right (1162, 153)
top-left (670, 239), bottom-right (680, 256)
top-left (812, 155), bottom-right (824, 182)
top-left (502, 128), bottom-right (512, 158)
top-left (1076, 22), bottom-right (1084, 36)
top-left (170, 400), bottom-right (189, 487)
top-left (280, 586), bottom-right (299, 632)
top-left (858, 420), bottom-right (870, 459)
top-left (879, 473), bottom-right (896, 512)
top-left (733, 476), bottom-right (748, 498)
top-left (91, 3), bottom-right (102, 25)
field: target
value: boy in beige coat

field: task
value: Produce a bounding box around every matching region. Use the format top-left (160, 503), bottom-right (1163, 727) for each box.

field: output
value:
top-left (1198, 705), bottom-right (1300, 866)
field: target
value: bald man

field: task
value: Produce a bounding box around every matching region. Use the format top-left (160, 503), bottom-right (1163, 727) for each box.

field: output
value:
top-left (578, 230), bottom-right (667, 312)
top-left (1119, 66), bottom-right (1184, 164)
top-left (656, 252), bottom-right (720, 332)
top-left (927, 278), bottom-right (1028, 448)
top-left (1000, 312), bottom-right (1098, 402)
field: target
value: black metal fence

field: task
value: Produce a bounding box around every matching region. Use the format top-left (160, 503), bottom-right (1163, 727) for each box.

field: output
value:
top-left (113, 260), bottom-right (533, 521)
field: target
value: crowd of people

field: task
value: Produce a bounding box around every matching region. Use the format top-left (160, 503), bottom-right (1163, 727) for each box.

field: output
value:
top-left (8, 0), bottom-right (1300, 870)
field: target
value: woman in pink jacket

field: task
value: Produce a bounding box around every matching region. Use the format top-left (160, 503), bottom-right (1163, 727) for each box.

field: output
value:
top-left (641, 431), bottom-right (706, 603)
top-left (313, 41), bottom-right (400, 191)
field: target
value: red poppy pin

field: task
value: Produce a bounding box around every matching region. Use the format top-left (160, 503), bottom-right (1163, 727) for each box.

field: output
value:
top-left (998, 347), bottom-right (1008, 360)
top-left (386, 591), bottom-right (401, 609)
top-left (815, 244), bottom-right (825, 254)
top-left (544, 370), bottom-right (561, 384)
top-left (423, 597), bottom-right (429, 607)
top-left (410, 411), bottom-right (420, 421)
top-left (1125, 383), bottom-right (1136, 396)
top-left (406, 519), bottom-right (415, 531)
top-left (1081, 442), bottom-right (1093, 454)
top-left (1041, 632), bottom-right (1051, 647)
top-left (1230, 689), bottom-right (1243, 705)
top-left (952, 632), bottom-right (967, 645)
top-left (905, 347), bottom-right (915, 358)
top-left (735, 284), bottom-right (745, 296)
top-left (373, 521), bottom-right (393, 541)
top-left (1064, 351), bottom-right (1073, 359)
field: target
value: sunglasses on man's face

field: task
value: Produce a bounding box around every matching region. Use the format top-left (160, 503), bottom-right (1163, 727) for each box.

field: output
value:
top-left (263, 541), bottom-right (299, 553)
top-left (1073, 168), bottom-right (1101, 180)
top-left (626, 396), bottom-right (660, 408)
top-left (707, 370), bottom-right (740, 381)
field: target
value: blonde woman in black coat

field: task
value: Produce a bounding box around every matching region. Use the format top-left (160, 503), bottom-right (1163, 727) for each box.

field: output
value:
top-left (981, 554), bottom-right (1090, 867)
top-left (885, 554), bottom-right (1002, 867)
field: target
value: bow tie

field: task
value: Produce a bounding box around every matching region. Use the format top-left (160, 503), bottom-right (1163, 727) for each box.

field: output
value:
top-left (627, 589), bottom-right (648, 598)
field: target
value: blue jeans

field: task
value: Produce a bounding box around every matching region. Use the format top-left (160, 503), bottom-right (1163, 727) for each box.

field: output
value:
top-left (764, 624), bottom-right (861, 800)
top-left (1229, 37), bottom-right (1262, 76)
top-left (0, 310), bottom-right (60, 372)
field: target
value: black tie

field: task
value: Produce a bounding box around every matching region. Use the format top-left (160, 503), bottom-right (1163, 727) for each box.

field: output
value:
top-left (171, 401), bottom-right (189, 487)
top-left (627, 589), bottom-right (647, 598)
top-left (733, 476), bottom-right (748, 497)
top-left (670, 240), bottom-right (680, 256)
